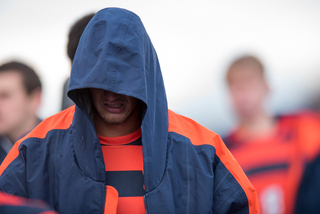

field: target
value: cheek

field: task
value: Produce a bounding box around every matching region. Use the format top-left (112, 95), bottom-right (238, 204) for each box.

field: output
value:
top-left (92, 91), bottom-right (104, 107)
top-left (230, 87), bottom-right (249, 102)
top-left (6, 96), bottom-right (29, 116)
top-left (126, 97), bottom-right (136, 108)
top-left (0, 97), bottom-right (28, 128)
top-left (231, 86), bottom-right (265, 107)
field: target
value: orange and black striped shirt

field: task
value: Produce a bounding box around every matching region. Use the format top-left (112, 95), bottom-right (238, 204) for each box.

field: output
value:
top-left (99, 128), bottom-right (145, 214)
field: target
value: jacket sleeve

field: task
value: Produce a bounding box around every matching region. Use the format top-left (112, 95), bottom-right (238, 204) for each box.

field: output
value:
top-left (212, 135), bottom-right (260, 214)
top-left (0, 106), bottom-right (75, 197)
top-left (168, 110), bottom-right (260, 214)
top-left (0, 138), bottom-right (28, 197)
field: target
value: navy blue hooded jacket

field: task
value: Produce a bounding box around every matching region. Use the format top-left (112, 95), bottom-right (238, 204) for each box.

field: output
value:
top-left (0, 8), bottom-right (259, 214)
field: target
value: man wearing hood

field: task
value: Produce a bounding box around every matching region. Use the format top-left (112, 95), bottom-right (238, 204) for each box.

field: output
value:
top-left (0, 8), bottom-right (259, 214)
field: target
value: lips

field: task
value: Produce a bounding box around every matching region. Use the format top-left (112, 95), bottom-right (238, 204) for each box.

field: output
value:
top-left (104, 102), bottom-right (124, 113)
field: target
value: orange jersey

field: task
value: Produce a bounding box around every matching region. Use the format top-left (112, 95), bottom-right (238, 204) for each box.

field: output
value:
top-left (99, 128), bottom-right (145, 214)
top-left (224, 112), bottom-right (320, 214)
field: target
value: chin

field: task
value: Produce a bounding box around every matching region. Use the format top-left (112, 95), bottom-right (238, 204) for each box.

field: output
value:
top-left (237, 109), bottom-right (255, 117)
top-left (103, 116), bottom-right (127, 125)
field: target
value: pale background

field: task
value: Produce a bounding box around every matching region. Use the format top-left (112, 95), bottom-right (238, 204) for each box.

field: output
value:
top-left (1, 0), bottom-right (320, 136)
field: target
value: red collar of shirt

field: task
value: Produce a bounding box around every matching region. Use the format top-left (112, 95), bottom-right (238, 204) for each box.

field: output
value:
top-left (98, 128), bottom-right (142, 146)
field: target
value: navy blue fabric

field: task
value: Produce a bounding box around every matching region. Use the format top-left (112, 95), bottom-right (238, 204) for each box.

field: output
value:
top-left (144, 132), bottom-right (248, 214)
top-left (295, 154), bottom-right (320, 214)
top-left (0, 8), bottom-right (250, 214)
top-left (68, 7), bottom-right (168, 193)
top-left (102, 138), bottom-right (144, 197)
top-left (0, 144), bottom-right (7, 165)
top-left (0, 126), bottom-right (106, 214)
top-left (0, 205), bottom-right (51, 214)
top-left (0, 120), bottom-right (41, 165)
top-left (244, 163), bottom-right (289, 177)
top-left (105, 171), bottom-right (144, 197)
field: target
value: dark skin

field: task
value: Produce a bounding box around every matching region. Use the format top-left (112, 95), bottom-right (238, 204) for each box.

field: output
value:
top-left (89, 88), bottom-right (141, 137)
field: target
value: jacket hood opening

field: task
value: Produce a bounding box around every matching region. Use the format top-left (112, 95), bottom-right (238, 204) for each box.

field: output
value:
top-left (67, 7), bottom-right (169, 193)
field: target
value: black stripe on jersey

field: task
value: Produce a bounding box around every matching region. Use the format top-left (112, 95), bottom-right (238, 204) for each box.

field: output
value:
top-left (245, 163), bottom-right (289, 177)
top-left (105, 171), bottom-right (144, 197)
top-left (100, 138), bottom-right (142, 146)
top-left (126, 138), bottom-right (142, 145)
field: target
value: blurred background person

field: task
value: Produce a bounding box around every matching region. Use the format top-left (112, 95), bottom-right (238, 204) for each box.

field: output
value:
top-left (0, 61), bottom-right (42, 164)
top-left (223, 55), bottom-right (320, 214)
top-left (61, 13), bottom-right (95, 110)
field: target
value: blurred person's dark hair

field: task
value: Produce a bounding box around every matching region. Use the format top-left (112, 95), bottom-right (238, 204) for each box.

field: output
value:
top-left (0, 61), bottom-right (41, 94)
top-left (67, 13), bottom-right (95, 62)
top-left (62, 13), bottom-right (95, 111)
top-left (226, 55), bottom-right (265, 83)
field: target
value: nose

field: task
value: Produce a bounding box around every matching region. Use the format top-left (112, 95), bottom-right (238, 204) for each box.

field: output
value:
top-left (104, 90), bottom-right (120, 102)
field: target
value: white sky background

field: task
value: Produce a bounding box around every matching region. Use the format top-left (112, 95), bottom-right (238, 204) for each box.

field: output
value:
top-left (1, 0), bottom-right (320, 135)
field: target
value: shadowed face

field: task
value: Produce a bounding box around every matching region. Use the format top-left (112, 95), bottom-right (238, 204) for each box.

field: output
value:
top-left (89, 88), bottom-right (140, 126)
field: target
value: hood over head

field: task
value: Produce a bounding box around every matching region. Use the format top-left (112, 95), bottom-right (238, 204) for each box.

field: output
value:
top-left (68, 7), bottom-right (168, 192)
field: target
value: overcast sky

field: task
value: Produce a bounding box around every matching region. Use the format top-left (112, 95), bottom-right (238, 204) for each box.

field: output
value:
top-left (1, 0), bottom-right (320, 135)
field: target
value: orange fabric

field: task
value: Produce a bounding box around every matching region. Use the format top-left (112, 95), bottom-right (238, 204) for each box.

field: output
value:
top-left (100, 128), bottom-right (145, 214)
top-left (168, 110), bottom-right (260, 214)
top-left (99, 128), bottom-right (141, 146)
top-left (100, 128), bottom-right (143, 171)
top-left (0, 106), bottom-right (75, 176)
top-left (226, 112), bottom-right (320, 214)
top-left (117, 197), bottom-right (145, 214)
top-left (39, 211), bottom-right (58, 214)
top-left (104, 186), bottom-right (119, 214)
top-left (0, 191), bottom-right (25, 206)
top-left (296, 112), bottom-right (320, 161)
top-left (227, 123), bottom-right (297, 214)
top-left (101, 146), bottom-right (143, 171)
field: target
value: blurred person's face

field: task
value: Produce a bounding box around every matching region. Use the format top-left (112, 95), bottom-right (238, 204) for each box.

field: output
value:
top-left (227, 65), bottom-right (269, 118)
top-left (89, 88), bottom-right (141, 135)
top-left (0, 71), bottom-right (39, 140)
